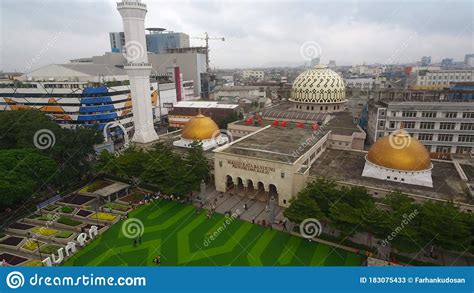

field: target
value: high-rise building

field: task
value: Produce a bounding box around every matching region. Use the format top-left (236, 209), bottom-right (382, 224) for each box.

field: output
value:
top-left (441, 58), bottom-right (454, 67)
top-left (465, 54), bottom-right (474, 67)
top-left (117, 0), bottom-right (158, 143)
top-left (110, 29), bottom-right (190, 54)
top-left (421, 56), bottom-right (431, 66)
top-left (110, 32), bottom-right (126, 53)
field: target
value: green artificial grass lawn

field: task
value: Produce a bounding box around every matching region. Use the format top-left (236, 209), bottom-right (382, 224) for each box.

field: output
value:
top-left (64, 200), bottom-right (364, 266)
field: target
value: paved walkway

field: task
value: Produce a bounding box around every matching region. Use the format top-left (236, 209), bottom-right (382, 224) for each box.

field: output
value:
top-left (193, 185), bottom-right (474, 266)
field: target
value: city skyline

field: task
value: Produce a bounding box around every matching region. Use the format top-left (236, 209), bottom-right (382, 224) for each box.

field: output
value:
top-left (1, 0), bottom-right (473, 72)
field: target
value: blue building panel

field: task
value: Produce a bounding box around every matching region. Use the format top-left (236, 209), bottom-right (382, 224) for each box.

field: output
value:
top-left (79, 105), bottom-right (115, 113)
top-left (82, 86), bottom-right (108, 95)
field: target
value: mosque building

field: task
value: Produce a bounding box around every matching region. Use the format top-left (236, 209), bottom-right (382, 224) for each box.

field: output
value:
top-left (208, 65), bottom-right (471, 211)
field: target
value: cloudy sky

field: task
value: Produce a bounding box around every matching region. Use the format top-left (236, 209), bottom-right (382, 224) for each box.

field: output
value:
top-left (0, 0), bottom-right (472, 72)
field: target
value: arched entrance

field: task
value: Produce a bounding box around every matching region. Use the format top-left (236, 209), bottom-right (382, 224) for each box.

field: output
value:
top-left (269, 184), bottom-right (278, 203)
top-left (246, 180), bottom-right (255, 198)
top-left (226, 175), bottom-right (234, 193)
top-left (103, 121), bottom-right (129, 146)
top-left (236, 177), bottom-right (244, 196)
top-left (257, 182), bottom-right (266, 202)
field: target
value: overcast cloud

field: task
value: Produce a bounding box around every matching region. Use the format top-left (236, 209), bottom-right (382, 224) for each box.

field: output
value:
top-left (0, 0), bottom-right (473, 72)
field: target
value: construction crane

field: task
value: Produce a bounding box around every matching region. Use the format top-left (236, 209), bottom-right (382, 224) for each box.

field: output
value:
top-left (192, 32), bottom-right (225, 72)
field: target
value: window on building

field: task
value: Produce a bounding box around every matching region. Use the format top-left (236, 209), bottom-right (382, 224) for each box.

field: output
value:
top-left (458, 135), bottom-right (474, 142)
top-left (460, 123), bottom-right (474, 130)
top-left (421, 111), bottom-right (436, 118)
top-left (402, 121), bottom-right (415, 128)
top-left (438, 134), bottom-right (454, 142)
top-left (389, 121), bottom-right (395, 129)
top-left (418, 133), bottom-right (433, 141)
top-left (402, 111), bottom-right (417, 117)
top-left (456, 146), bottom-right (472, 154)
top-left (462, 112), bottom-right (474, 119)
top-left (420, 122), bottom-right (435, 129)
top-left (439, 122), bottom-right (455, 130)
top-left (445, 112), bottom-right (457, 118)
top-left (379, 121), bottom-right (384, 127)
top-left (436, 146), bottom-right (451, 153)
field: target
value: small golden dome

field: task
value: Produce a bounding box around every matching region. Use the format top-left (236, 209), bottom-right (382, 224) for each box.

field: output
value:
top-left (181, 113), bottom-right (220, 140)
top-left (367, 130), bottom-right (431, 171)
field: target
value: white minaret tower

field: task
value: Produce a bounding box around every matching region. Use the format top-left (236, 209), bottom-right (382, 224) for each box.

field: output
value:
top-left (117, 0), bottom-right (158, 143)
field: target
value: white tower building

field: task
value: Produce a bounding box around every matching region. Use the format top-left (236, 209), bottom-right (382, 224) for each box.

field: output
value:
top-left (117, 0), bottom-right (159, 143)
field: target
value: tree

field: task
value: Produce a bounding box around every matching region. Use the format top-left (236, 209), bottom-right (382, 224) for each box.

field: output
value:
top-left (0, 149), bottom-right (57, 207)
top-left (186, 140), bottom-right (209, 186)
top-left (283, 192), bottom-right (322, 223)
top-left (419, 201), bottom-right (470, 254)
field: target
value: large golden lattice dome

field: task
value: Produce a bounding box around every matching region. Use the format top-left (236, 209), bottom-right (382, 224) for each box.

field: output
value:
top-left (290, 65), bottom-right (346, 104)
top-left (367, 130), bottom-right (432, 171)
top-left (181, 113), bottom-right (220, 140)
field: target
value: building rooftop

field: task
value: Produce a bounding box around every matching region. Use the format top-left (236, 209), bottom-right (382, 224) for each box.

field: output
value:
top-left (262, 103), bottom-right (329, 123)
top-left (324, 111), bottom-right (363, 136)
top-left (219, 125), bottom-right (328, 164)
top-left (172, 101), bottom-right (239, 109)
top-left (310, 148), bottom-right (466, 202)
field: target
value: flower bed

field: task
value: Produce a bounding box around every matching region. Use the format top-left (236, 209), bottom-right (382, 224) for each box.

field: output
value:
top-left (22, 240), bottom-right (45, 251)
top-left (90, 212), bottom-right (117, 222)
top-left (40, 244), bottom-right (63, 254)
top-left (57, 217), bottom-right (82, 227)
top-left (55, 231), bottom-right (74, 239)
top-left (105, 202), bottom-right (130, 212)
top-left (31, 227), bottom-right (59, 237)
top-left (60, 206), bottom-right (75, 214)
top-left (76, 209), bottom-right (94, 217)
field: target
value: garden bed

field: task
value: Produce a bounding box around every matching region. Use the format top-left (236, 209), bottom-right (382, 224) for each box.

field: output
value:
top-left (23, 260), bottom-right (43, 266)
top-left (89, 212), bottom-right (117, 222)
top-left (57, 217), bottom-right (82, 227)
top-left (76, 209), bottom-right (94, 218)
top-left (0, 236), bottom-right (25, 247)
top-left (54, 231), bottom-right (74, 239)
top-left (60, 194), bottom-right (95, 205)
top-left (31, 227), bottom-right (59, 237)
top-left (40, 244), bottom-right (63, 254)
top-left (59, 206), bottom-right (75, 214)
top-left (119, 191), bottom-right (146, 204)
top-left (9, 222), bottom-right (35, 231)
top-left (79, 180), bottom-right (112, 193)
top-left (43, 204), bottom-right (59, 212)
top-left (22, 239), bottom-right (45, 251)
top-left (0, 253), bottom-right (28, 266)
top-left (104, 202), bottom-right (130, 212)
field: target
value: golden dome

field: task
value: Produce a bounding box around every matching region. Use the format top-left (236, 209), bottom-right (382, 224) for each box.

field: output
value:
top-left (181, 114), bottom-right (220, 140)
top-left (367, 130), bottom-right (431, 171)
